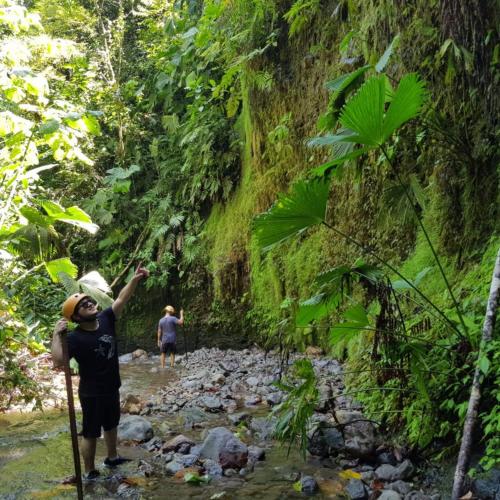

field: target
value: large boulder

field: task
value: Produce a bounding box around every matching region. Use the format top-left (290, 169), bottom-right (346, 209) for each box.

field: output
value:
top-left (118, 415), bottom-right (153, 442)
top-left (336, 410), bottom-right (377, 459)
top-left (307, 425), bottom-right (344, 457)
top-left (199, 427), bottom-right (248, 470)
top-left (375, 460), bottom-right (415, 482)
top-left (472, 468), bottom-right (500, 500)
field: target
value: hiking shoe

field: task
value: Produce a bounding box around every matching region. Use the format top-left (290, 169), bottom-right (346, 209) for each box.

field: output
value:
top-left (103, 456), bottom-right (132, 467)
top-left (83, 470), bottom-right (100, 482)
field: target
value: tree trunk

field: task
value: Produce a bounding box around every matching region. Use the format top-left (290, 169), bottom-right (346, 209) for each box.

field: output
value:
top-left (451, 246), bottom-right (500, 499)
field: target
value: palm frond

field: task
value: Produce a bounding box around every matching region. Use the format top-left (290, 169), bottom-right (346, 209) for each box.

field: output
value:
top-left (253, 179), bottom-right (330, 251)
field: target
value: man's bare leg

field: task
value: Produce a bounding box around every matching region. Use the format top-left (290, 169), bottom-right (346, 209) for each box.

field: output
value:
top-left (103, 427), bottom-right (118, 460)
top-left (160, 353), bottom-right (165, 368)
top-left (81, 437), bottom-right (97, 473)
top-left (170, 352), bottom-right (175, 368)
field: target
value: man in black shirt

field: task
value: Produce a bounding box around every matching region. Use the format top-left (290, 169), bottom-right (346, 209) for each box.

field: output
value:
top-left (51, 265), bottom-right (148, 479)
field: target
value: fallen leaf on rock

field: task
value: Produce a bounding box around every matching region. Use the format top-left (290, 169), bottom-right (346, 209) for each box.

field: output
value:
top-left (339, 469), bottom-right (362, 480)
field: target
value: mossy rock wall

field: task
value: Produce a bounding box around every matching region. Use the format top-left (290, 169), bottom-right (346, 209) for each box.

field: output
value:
top-left (194, 0), bottom-right (499, 346)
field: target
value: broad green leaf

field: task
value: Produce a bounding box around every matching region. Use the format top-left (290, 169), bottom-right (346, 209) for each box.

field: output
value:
top-left (343, 303), bottom-right (368, 323)
top-left (375, 35), bottom-right (400, 72)
top-left (82, 114), bottom-right (101, 135)
top-left (45, 258), bottom-right (78, 283)
top-left (325, 65), bottom-right (370, 94)
top-left (478, 355), bottom-right (490, 376)
top-left (38, 119), bottom-right (59, 135)
top-left (80, 283), bottom-right (113, 309)
top-left (19, 206), bottom-right (51, 227)
top-left (253, 180), bottom-right (330, 251)
top-left (40, 201), bottom-right (99, 234)
top-left (310, 147), bottom-right (369, 177)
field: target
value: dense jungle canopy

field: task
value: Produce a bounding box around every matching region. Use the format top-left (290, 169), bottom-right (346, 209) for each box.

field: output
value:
top-left (0, 0), bottom-right (499, 489)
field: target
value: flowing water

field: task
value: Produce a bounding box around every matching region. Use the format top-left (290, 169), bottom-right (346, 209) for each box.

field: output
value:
top-left (0, 356), bottom-right (347, 499)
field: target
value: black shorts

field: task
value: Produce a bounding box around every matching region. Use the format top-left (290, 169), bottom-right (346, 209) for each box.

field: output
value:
top-left (79, 391), bottom-right (120, 438)
top-left (161, 342), bottom-right (176, 355)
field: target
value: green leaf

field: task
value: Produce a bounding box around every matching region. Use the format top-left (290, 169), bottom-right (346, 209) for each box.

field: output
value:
top-left (324, 65), bottom-right (371, 94)
top-left (293, 480), bottom-right (302, 492)
top-left (478, 355), bottom-right (490, 376)
top-left (375, 35), bottom-right (400, 72)
top-left (253, 180), bottom-right (330, 251)
top-left (45, 258), bottom-right (78, 283)
top-left (38, 119), bottom-right (60, 135)
top-left (310, 147), bottom-right (369, 177)
top-left (338, 74), bottom-right (426, 147)
top-left (82, 114), bottom-right (101, 135)
top-left (19, 206), bottom-right (52, 227)
top-left (343, 303), bottom-right (368, 323)
top-left (40, 201), bottom-right (99, 234)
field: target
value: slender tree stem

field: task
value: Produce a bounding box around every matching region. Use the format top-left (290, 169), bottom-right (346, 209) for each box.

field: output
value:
top-left (379, 145), bottom-right (468, 337)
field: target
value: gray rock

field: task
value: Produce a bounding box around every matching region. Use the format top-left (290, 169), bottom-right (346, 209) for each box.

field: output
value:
top-left (377, 451), bottom-right (398, 466)
top-left (246, 376), bottom-right (260, 386)
top-left (316, 382), bottom-right (333, 411)
top-left (228, 412), bottom-right (250, 426)
top-left (361, 471), bottom-right (375, 482)
top-left (165, 460), bottom-right (184, 474)
top-left (265, 393), bottom-right (282, 406)
top-left (336, 410), bottom-right (376, 459)
top-left (308, 425), bottom-right (345, 457)
top-left (203, 458), bottom-right (223, 478)
top-left (224, 468), bottom-right (238, 477)
top-left (175, 453), bottom-right (198, 467)
top-left (300, 475), bottom-right (318, 494)
top-left (378, 491), bottom-right (403, 500)
top-left (404, 493), bottom-right (433, 500)
top-left (248, 445), bottom-right (265, 461)
top-left (199, 396), bottom-right (223, 411)
top-left (211, 373), bottom-right (226, 385)
top-left (376, 460), bottom-right (415, 481)
top-left (472, 468), bottom-right (500, 500)
top-left (141, 436), bottom-right (162, 452)
top-left (249, 417), bottom-right (276, 440)
top-left (119, 353), bottom-right (133, 363)
top-left (162, 434), bottom-right (195, 453)
top-left (199, 427), bottom-right (248, 469)
top-left (386, 481), bottom-right (413, 496)
top-left (244, 395), bottom-right (261, 406)
top-left (117, 415), bottom-right (153, 442)
top-left (346, 478), bottom-right (367, 499)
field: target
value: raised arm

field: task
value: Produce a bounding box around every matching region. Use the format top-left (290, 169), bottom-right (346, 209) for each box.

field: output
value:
top-left (178, 308), bottom-right (184, 326)
top-left (51, 319), bottom-right (67, 369)
top-left (112, 265), bottom-right (149, 318)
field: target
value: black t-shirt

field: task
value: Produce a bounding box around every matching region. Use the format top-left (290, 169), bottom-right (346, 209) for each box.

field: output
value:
top-left (67, 307), bottom-right (121, 396)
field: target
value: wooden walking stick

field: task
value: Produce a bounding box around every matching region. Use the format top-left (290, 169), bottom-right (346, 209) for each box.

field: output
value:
top-left (60, 331), bottom-right (84, 500)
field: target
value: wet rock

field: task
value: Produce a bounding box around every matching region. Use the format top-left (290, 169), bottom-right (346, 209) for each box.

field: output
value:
top-left (199, 427), bottom-right (248, 469)
top-left (307, 425), bottom-right (344, 457)
top-left (203, 458), bottom-right (223, 478)
top-left (386, 480), bottom-right (413, 496)
top-left (141, 436), bottom-right (162, 452)
top-left (228, 412), bottom-right (250, 426)
top-left (138, 459), bottom-right (154, 477)
top-left (224, 468), bottom-right (238, 477)
top-left (472, 468), bottom-right (500, 499)
top-left (119, 353), bottom-right (133, 363)
top-left (177, 407), bottom-right (212, 427)
top-left (375, 460), bottom-right (415, 481)
top-left (346, 478), bottom-right (368, 499)
top-left (336, 410), bottom-right (377, 459)
top-left (378, 491), bottom-right (403, 500)
top-left (249, 416), bottom-right (276, 440)
top-left (162, 434), bottom-right (195, 453)
top-left (132, 349), bottom-right (148, 359)
top-left (361, 470), bottom-right (375, 482)
top-left (211, 373), bottom-right (226, 385)
top-left (117, 415), bottom-right (153, 442)
top-left (244, 395), bottom-right (261, 406)
top-left (182, 380), bottom-right (202, 390)
top-left (121, 394), bottom-right (143, 415)
top-left (300, 475), bottom-right (319, 494)
top-left (248, 445), bottom-right (265, 461)
top-left (404, 492), bottom-right (434, 500)
top-left (165, 460), bottom-right (185, 474)
top-left (377, 451), bottom-right (398, 466)
top-left (199, 396), bottom-right (223, 412)
top-left (265, 393), bottom-right (282, 406)
top-left (316, 382), bottom-right (333, 411)
top-left (246, 376), bottom-right (260, 386)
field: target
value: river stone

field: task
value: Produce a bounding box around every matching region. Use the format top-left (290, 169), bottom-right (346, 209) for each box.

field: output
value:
top-left (404, 493), bottom-right (435, 500)
top-left (386, 481), bottom-right (413, 496)
top-left (245, 376), bottom-right (259, 386)
top-left (265, 393), bottom-right (282, 406)
top-left (472, 468), bottom-right (500, 499)
top-left (300, 475), bottom-right (318, 494)
top-left (178, 407), bottom-right (212, 427)
top-left (199, 396), bottom-right (223, 411)
top-left (141, 436), bottom-right (162, 452)
top-left (203, 458), bottom-right (223, 478)
top-left (118, 415), bottom-right (153, 442)
top-left (199, 427), bottom-right (248, 469)
top-left (244, 395), bottom-right (261, 406)
top-left (316, 382), bottom-right (333, 411)
top-left (162, 434), bottom-right (195, 453)
top-left (228, 412), bottom-right (250, 426)
top-left (346, 478), bottom-right (367, 499)
top-left (119, 353), bottom-right (133, 363)
top-left (249, 417), bottom-right (276, 440)
top-left (376, 460), bottom-right (415, 482)
top-left (336, 410), bottom-right (376, 459)
top-left (211, 373), bottom-right (226, 385)
top-left (377, 451), bottom-right (398, 466)
top-left (248, 445), bottom-right (266, 461)
top-left (307, 425), bottom-right (344, 457)
top-left (132, 349), bottom-right (148, 359)
top-left (166, 460), bottom-right (185, 474)
top-left (378, 491), bottom-right (403, 500)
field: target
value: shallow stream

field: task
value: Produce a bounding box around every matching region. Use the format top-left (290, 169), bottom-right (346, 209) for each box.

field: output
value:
top-left (0, 356), bottom-right (349, 499)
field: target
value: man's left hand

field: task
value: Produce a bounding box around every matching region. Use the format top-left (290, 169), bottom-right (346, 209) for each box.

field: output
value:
top-left (134, 264), bottom-right (149, 280)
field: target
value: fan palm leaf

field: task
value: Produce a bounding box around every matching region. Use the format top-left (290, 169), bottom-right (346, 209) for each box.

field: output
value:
top-left (253, 179), bottom-right (329, 251)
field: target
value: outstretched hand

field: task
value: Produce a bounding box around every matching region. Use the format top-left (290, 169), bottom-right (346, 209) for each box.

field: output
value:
top-left (134, 262), bottom-right (149, 280)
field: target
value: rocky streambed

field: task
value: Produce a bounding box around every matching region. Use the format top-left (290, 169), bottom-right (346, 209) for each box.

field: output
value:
top-left (0, 347), bottom-right (453, 499)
